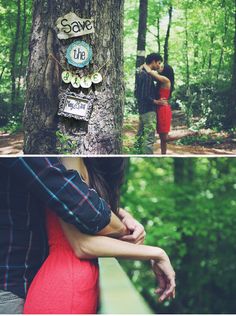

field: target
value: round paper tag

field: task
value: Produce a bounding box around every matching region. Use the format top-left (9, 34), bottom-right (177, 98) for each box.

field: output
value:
top-left (91, 72), bottom-right (103, 84)
top-left (80, 76), bottom-right (92, 89)
top-left (71, 75), bottom-right (81, 88)
top-left (62, 71), bottom-right (72, 83)
top-left (66, 41), bottom-right (93, 68)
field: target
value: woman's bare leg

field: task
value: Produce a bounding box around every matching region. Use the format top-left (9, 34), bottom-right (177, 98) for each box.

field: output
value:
top-left (159, 133), bottom-right (168, 155)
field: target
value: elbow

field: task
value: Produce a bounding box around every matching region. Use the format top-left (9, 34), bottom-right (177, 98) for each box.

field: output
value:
top-left (74, 240), bottom-right (98, 260)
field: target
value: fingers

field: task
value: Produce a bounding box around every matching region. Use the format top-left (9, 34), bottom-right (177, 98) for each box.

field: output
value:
top-left (159, 276), bottom-right (176, 302)
top-left (120, 222), bottom-right (146, 244)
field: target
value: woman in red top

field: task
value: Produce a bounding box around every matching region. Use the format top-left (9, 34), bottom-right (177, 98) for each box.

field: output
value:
top-left (24, 158), bottom-right (176, 314)
top-left (144, 64), bottom-right (174, 155)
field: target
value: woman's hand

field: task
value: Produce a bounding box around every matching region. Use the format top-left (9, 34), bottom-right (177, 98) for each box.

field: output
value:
top-left (143, 63), bottom-right (152, 73)
top-left (151, 254), bottom-right (176, 302)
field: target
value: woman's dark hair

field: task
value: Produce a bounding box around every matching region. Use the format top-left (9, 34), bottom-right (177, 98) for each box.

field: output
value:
top-left (146, 53), bottom-right (163, 64)
top-left (83, 158), bottom-right (127, 214)
top-left (162, 63), bottom-right (175, 94)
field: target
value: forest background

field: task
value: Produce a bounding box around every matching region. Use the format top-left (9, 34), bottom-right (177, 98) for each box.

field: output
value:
top-left (121, 157), bottom-right (236, 314)
top-left (0, 0), bottom-right (236, 153)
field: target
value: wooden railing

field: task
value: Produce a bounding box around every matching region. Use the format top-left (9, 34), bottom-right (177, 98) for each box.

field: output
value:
top-left (99, 258), bottom-right (153, 314)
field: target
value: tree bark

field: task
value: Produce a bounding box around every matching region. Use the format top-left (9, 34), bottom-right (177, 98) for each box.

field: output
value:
top-left (10, 0), bottom-right (21, 108)
top-left (163, 5), bottom-right (173, 63)
top-left (23, 0), bottom-right (124, 154)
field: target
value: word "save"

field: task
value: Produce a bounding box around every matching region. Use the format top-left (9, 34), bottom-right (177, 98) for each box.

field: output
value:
top-left (56, 12), bottom-right (95, 40)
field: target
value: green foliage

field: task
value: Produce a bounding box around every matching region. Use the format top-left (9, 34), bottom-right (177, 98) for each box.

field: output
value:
top-left (0, 115), bottom-right (22, 134)
top-left (0, 0), bottom-right (32, 126)
top-left (124, 0), bottom-right (236, 131)
top-left (56, 130), bottom-right (78, 154)
top-left (120, 158), bottom-right (236, 313)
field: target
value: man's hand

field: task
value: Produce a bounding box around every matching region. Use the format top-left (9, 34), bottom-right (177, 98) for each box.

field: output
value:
top-left (118, 208), bottom-right (146, 244)
top-left (154, 98), bottom-right (168, 106)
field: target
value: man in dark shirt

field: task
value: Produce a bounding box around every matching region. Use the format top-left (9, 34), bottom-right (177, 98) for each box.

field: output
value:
top-left (135, 53), bottom-right (163, 154)
top-left (0, 157), bottom-right (145, 313)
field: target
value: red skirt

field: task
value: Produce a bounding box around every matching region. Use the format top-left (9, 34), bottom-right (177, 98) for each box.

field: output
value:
top-left (157, 105), bottom-right (172, 134)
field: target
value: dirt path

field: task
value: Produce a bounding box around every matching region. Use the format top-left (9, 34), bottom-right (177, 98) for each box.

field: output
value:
top-left (0, 112), bottom-right (236, 155)
top-left (0, 132), bottom-right (23, 155)
top-left (123, 111), bottom-right (236, 155)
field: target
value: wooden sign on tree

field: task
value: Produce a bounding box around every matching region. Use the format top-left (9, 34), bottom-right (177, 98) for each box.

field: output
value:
top-left (56, 12), bottom-right (95, 40)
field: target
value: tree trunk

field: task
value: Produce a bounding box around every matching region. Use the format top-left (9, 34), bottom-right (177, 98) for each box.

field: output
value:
top-left (232, 0), bottom-right (236, 97)
top-left (184, 7), bottom-right (190, 89)
top-left (193, 32), bottom-right (199, 73)
top-left (157, 16), bottom-right (161, 53)
top-left (217, 1), bottom-right (228, 79)
top-left (0, 67), bottom-right (6, 82)
top-left (230, 0), bottom-right (236, 125)
top-left (208, 34), bottom-right (214, 71)
top-left (163, 5), bottom-right (173, 63)
top-left (23, 0), bottom-right (124, 154)
top-left (134, 0), bottom-right (148, 103)
top-left (10, 0), bottom-right (21, 108)
top-left (135, 0), bottom-right (148, 69)
top-left (17, 0), bottom-right (27, 98)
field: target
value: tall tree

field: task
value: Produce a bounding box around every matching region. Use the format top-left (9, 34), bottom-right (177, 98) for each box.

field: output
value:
top-left (163, 4), bottom-right (173, 63)
top-left (23, 0), bottom-right (124, 154)
top-left (184, 5), bottom-right (190, 89)
top-left (10, 0), bottom-right (21, 108)
top-left (230, 0), bottom-right (236, 125)
top-left (17, 0), bottom-right (27, 97)
top-left (135, 0), bottom-right (148, 69)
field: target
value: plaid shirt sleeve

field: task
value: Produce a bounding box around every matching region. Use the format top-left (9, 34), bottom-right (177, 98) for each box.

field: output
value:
top-left (136, 71), bottom-right (155, 106)
top-left (1, 157), bottom-right (111, 234)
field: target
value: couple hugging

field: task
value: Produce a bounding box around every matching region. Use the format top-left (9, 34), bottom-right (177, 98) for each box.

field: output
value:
top-left (0, 158), bottom-right (175, 314)
top-left (136, 53), bottom-right (175, 155)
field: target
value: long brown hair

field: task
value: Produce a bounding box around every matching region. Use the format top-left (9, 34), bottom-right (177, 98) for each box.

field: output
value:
top-left (83, 158), bottom-right (127, 213)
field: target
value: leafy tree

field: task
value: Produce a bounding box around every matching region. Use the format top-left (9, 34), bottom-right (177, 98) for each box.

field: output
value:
top-left (120, 157), bottom-right (236, 313)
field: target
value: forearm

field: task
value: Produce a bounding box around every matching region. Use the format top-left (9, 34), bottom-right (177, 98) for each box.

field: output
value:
top-left (60, 220), bottom-right (165, 260)
top-left (97, 211), bottom-right (129, 238)
top-left (149, 71), bottom-right (170, 85)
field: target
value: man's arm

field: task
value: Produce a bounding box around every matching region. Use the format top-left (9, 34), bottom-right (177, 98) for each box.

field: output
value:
top-left (1, 157), bottom-right (126, 236)
top-left (140, 73), bottom-right (156, 106)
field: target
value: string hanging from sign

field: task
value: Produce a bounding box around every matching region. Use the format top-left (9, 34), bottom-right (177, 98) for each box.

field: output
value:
top-left (45, 53), bottom-right (110, 89)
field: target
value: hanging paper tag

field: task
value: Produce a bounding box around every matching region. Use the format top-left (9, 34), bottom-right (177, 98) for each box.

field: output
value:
top-left (80, 76), bottom-right (92, 89)
top-left (66, 41), bottom-right (92, 68)
top-left (62, 71), bottom-right (72, 83)
top-left (71, 75), bottom-right (81, 88)
top-left (91, 72), bottom-right (102, 84)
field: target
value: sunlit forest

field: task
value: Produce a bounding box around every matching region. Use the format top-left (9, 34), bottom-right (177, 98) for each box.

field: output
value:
top-left (121, 157), bottom-right (236, 313)
top-left (0, 0), bottom-right (32, 131)
top-left (0, 0), bottom-right (236, 154)
top-left (124, 0), bottom-right (236, 128)
top-left (123, 0), bottom-right (236, 153)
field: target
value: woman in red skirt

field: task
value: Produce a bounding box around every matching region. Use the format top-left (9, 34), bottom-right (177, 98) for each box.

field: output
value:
top-left (143, 64), bottom-right (174, 155)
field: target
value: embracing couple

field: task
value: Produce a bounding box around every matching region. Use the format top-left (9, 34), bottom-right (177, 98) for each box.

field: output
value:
top-left (136, 53), bottom-right (175, 155)
top-left (0, 157), bottom-right (175, 314)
